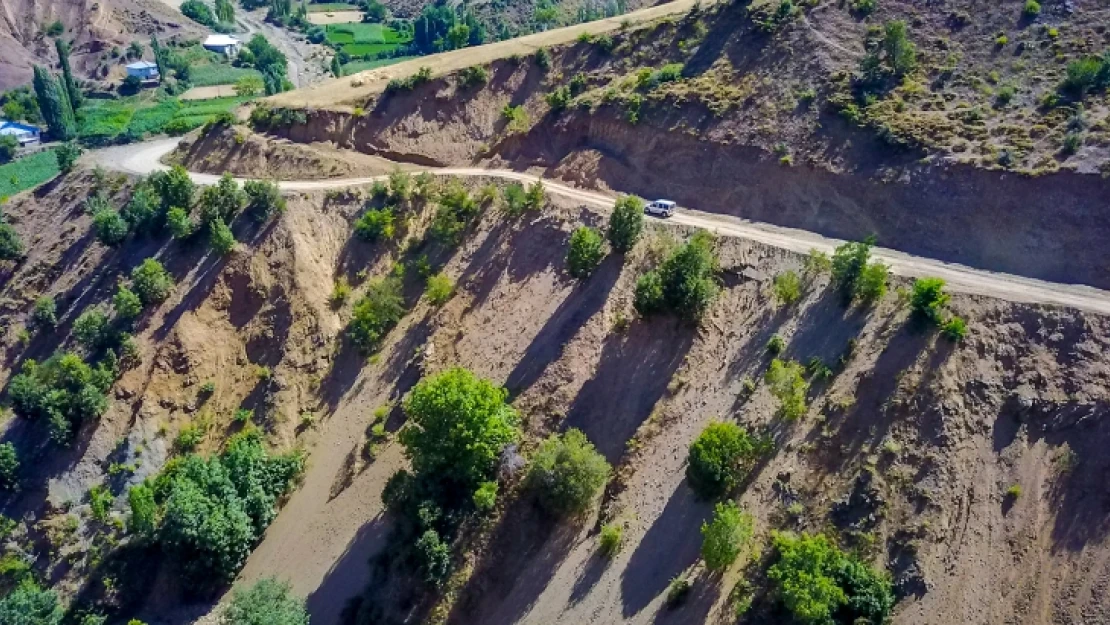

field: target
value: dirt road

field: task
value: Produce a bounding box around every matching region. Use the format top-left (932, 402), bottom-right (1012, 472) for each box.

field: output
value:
top-left (90, 138), bottom-right (1110, 316)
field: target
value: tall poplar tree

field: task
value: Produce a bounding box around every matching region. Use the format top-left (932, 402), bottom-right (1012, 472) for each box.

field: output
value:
top-left (54, 38), bottom-right (83, 110)
top-left (32, 66), bottom-right (75, 140)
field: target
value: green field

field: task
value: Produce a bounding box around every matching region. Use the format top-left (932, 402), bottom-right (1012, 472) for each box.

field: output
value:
top-left (0, 150), bottom-right (60, 199)
top-left (190, 64), bottom-right (264, 87)
top-left (308, 2), bottom-right (359, 11)
top-left (342, 55), bottom-right (418, 74)
top-left (325, 23), bottom-right (411, 57)
top-left (77, 95), bottom-right (251, 145)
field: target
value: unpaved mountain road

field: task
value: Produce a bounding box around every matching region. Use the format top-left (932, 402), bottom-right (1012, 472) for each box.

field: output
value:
top-left (90, 138), bottom-right (1110, 317)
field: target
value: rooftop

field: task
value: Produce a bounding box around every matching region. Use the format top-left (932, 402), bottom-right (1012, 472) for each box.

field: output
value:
top-left (203, 35), bottom-right (241, 47)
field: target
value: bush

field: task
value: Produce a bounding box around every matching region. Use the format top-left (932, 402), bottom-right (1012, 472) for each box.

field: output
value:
top-left (8, 352), bottom-right (111, 443)
top-left (768, 532), bottom-right (894, 625)
top-left (687, 422), bottom-right (759, 499)
top-left (633, 270), bottom-right (664, 315)
top-left (701, 501), bottom-right (752, 571)
top-left (424, 273), bottom-right (454, 306)
top-left (31, 296), bottom-right (57, 330)
top-left (388, 169), bottom-right (412, 203)
top-left (646, 230), bottom-right (719, 320)
top-left (942, 316), bottom-right (967, 341)
top-left (55, 142), bottom-right (81, 173)
top-left (73, 308), bottom-right (111, 351)
top-left (546, 85), bottom-right (572, 111)
top-left (534, 47), bottom-right (551, 70)
top-left (909, 277), bottom-right (948, 324)
top-left (528, 428), bottom-right (610, 516)
top-left (832, 237), bottom-right (887, 305)
top-left (566, 226), bottom-right (605, 279)
top-left (458, 65), bottom-right (488, 87)
top-left (181, 0), bottom-right (215, 25)
top-left (599, 523), bottom-right (623, 556)
top-left (0, 581), bottom-right (62, 625)
top-left (773, 270), bottom-right (802, 305)
top-left (414, 529), bottom-right (452, 586)
top-left (93, 208), bottom-right (129, 247)
top-left (208, 218), bottom-right (237, 255)
top-left (131, 258), bottom-right (174, 306)
top-left (199, 173), bottom-right (246, 225)
top-left (0, 443), bottom-right (19, 491)
top-left (243, 180), bottom-right (285, 222)
top-left (501, 104), bottom-right (530, 133)
top-left (430, 180), bottom-right (479, 244)
top-left (607, 195), bottom-right (644, 253)
top-left (1023, 0), bottom-right (1040, 16)
top-left (472, 480), bottom-right (497, 511)
top-left (347, 276), bottom-right (404, 350)
top-left (149, 165), bottom-right (195, 211)
top-left (765, 359), bottom-right (808, 420)
top-left (166, 207), bottom-right (195, 239)
top-left (501, 183), bottom-right (527, 215)
top-left (354, 207), bottom-right (395, 241)
top-left (122, 185), bottom-right (162, 235)
top-left (856, 261), bottom-right (888, 304)
top-left (400, 368), bottom-right (519, 493)
top-left (0, 219), bottom-right (22, 261)
top-left (1060, 54), bottom-right (1110, 98)
top-left (0, 136), bottom-right (17, 164)
top-left (221, 577), bottom-right (309, 625)
top-left (111, 285), bottom-right (143, 323)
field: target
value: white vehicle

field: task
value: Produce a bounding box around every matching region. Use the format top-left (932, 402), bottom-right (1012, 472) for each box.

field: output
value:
top-left (644, 199), bottom-right (676, 218)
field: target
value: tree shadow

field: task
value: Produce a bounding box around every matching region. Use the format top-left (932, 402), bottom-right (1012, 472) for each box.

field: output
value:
top-left (305, 514), bottom-right (392, 625)
top-left (458, 215), bottom-right (566, 313)
top-left (563, 317), bottom-right (696, 464)
top-left (620, 486), bottom-right (711, 618)
top-left (569, 548), bottom-right (609, 605)
top-left (650, 569), bottom-right (723, 625)
top-left (504, 254), bottom-right (622, 398)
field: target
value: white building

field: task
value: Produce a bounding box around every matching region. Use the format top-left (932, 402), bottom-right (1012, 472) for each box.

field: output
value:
top-left (0, 120), bottom-right (41, 146)
top-left (125, 60), bottom-right (160, 81)
top-left (203, 34), bottom-right (242, 57)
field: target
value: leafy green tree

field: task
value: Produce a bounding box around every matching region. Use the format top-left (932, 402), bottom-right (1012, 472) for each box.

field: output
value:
top-left (525, 179), bottom-right (546, 211)
top-left (131, 258), bottom-right (174, 306)
top-left (166, 207), bottom-right (195, 239)
top-left (701, 501), bottom-right (752, 571)
top-left (243, 180), bottom-right (285, 222)
top-left (882, 20), bottom-right (916, 77)
top-left (199, 174), bottom-right (246, 225)
top-left (215, 0), bottom-right (236, 22)
top-left (181, 0), bottom-right (215, 25)
top-left (113, 285), bottom-right (144, 322)
top-left (128, 482), bottom-right (157, 535)
top-left (942, 316), bottom-right (967, 341)
top-left (414, 529), bottom-right (451, 586)
top-left (633, 270), bottom-right (663, 315)
top-left (0, 217), bottom-right (22, 261)
top-left (31, 296), bottom-right (57, 330)
top-left (657, 230), bottom-right (719, 320)
top-left (910, 277), bottom-right (948, 324)
top-left (32, 66), bottom-right (74, 140)
top-left (93, 208), bottom-right (129, 247)
top-left (566, 226), bottom-right (605, 279)
top-left (122, 184), bottom-right (162, 235)
top-left (73, 307), bottom-right (111, 351)
top-left (607, 195), bottom-right (644, 253)
top-left (347, 276), bottom-right (404, 350)
top-left (687, 422), bottom-right (758, 499)
top-left (0, 443), bottom-right (20, 491)
top-left (354, 207), bottom-right (395, 241)
top-left (424, 273), bottom-right (454, 306)
top-left (773, 270), bottom-right (802, 306)
top-left (472, 481), bottom-right (497, 511)
top-left (54, 38), bottom-right (83, 111)
top-left (209, 218), bottom-right (237, 255)
top-left (221, 578), bottom-right (308, 625)
top-left (150, 36), bottom-right (167, 79)
top-left (0, 580), bottom-right (62, 625)
top-left (400, 368), bottom-right (520, 492)
top-left (527, 428), bottom-right (610, 516)
top-left (765, 359), bottom-right (808, 420)
top-left (856, 261), bottom-right (888, 304)
top-left (0, 135), bottom-right (17, 163)
top-left (388, 169), bottom-right (412, 202)
top-left (54, 142), bottom-right (81, 173)
top-left (831, 236), bottom-right (887, 304)
top-left (501, 183), bottom-right (528, 215)
top-left (149, 165), bottom-right (195, 210)
top-left (7, 352), bottom-right (111, 443)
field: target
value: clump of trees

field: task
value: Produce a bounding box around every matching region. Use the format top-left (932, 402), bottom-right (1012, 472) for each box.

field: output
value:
top-left (768, 532), bottom-right (895, 625)
top-left (634, 230), bottom-right (719, 320)
top-left (831, 237), bottom-right (888, 305)
top-left (0, 580), bottom-right (62, 624)
top-left (221, 577), bottom-right (308, 625)
top-left (686, 422), bottom-right (762, 499)
top-left (430, 179), bottom-right (480, 244)
top-left (129, 429), bottom-right (303, 585)
top-left (8, 352), bottom-right (114, 443)
top-left (527, 428), bottom-right (610, 516)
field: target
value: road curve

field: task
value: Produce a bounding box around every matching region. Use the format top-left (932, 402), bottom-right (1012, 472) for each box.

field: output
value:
top-left (88, 138), bottom-right (1110, 315)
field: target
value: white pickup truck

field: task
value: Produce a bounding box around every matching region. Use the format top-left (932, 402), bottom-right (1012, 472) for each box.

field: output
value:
top-left (644, 199), bottom-right (676, 218)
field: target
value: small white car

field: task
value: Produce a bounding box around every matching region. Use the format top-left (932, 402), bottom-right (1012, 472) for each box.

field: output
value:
top-left (644, 199), bottom-right (676, 218)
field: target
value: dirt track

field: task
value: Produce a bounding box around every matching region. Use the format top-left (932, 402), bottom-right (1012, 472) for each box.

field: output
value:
top-left (90, 138), bottom-right (1110, 316)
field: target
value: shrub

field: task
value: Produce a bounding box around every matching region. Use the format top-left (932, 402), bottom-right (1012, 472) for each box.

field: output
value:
top-left (388, 169), bottom-right (412, 203)
top-left (765, 359), bottom-right (808, 420)
top-left (414, 529), bottom-right (451, 586)
top-left (525, 180), bottom-right (546, 211)
top-left (180, 0), bottom-right (215, 25)
top-left (73, 308), bottom-right (111, 351)
top-left (424, 273), bottom-right (454, 306)
top-left (768, 532), bottom-right (894, 625)
top-left (599, 523), bottom-right (623, 556)
top-left (1060, 55), bottom-right (1110, 98)
top-left (528, 428), bottom-right (610, 516)
top-left (0, 136), bottom-right (17, 164)
top-left (501, 183), bottom-right (527, 215)
top-left (0, 219), bottom-right (23, 261)
top-left (1023, 0), bottom-right (1040, 16)
top-left (354, 207), bottom-right (395, 241)
top-left (534, 47), bottom-right (551, 70)
top-left (910, 278), bottom-right (948, 324)
top-left (501, 104), bottom-right (530, 133)
top-left (607, 195), bottom-right (644, 253)
top-left (166, 207), bottom-right (195, 239)
top-left (347, 276), bottom-right (404, 350)
top-left (458, 65), bottom-right (488, 87)
top-left (93, 208), bottom-right (129, 247)
top-left (666, 575), bottom-right (691, 606)
top-left (400, 368), bottom-right (520, 492)
top-left (208, 218), bottom-right (237, 255)
top-left (31, 296), bottom-right (57, 330)
top-left (942, 316), bottom-right (967, 341)
top-left (849, 0), bottom-right (876, 16)
top-left (128, 483), bottom-right (156, 535)
top-left (546, 85), bottom-right (572, 111)
top-left (832, 237), bottom-right (887, 304)
top-left (642, 230), bottom-right (719, 320)
top-left (472, 481), bottom-right (497, 511)
top-left (199, 173), bottom-right (246, 225)
top-left (633, 271), bottom-right (664, 315)
top-left (149, 166), bottom-right (195, 211)
top-left (687, 422), bottom-right (759, 499)
top-left (856, 261), bottom-right (888, 304)
top-left (0, 581), bottom-right (62, 625)
top-left (0, 443), bottom-right (19, 491)
top-left (222, 577), bottom-right (309, 625)
top-left (112, 285), bottom-right (143, 323)
top-left (773, 270), bottom-right (802, 305)
top-left (131, 258), bottom-right (174, 305)
top-left (122, 185), bottom-right (162, 235)
top-left (766, 334), bottom-right (786, 355)
top-left (243, 180), bottom-right (285, 222)
top-left (566, 226), bottom-right (605, 279)
top-left (430, 180), bottom-right (479, 244)
top-left (701, 501), bottom-right (753, 571)
top-left (55, 142), bottom-right (81, 173)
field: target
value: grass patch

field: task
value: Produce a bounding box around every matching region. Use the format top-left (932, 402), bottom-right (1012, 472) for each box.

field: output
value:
top-left (325, 22), bottom-right (411, 57)
top-left (75, 95), bottom-right (251, 144)
top-left (189, 64), bottom-right (264, 87)
top-left (342, 55), bottom-right (418, 73)
top-left (0, 150), bottom-right (61, 198)
top-left (308, 2), bottom-right (359, 11)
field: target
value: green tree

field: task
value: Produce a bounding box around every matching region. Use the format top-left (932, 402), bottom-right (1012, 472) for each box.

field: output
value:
top-left (701, 501), bottom-right (752, 571)
top-left (347, 276), bottom-right (404, 350)
top-left (93, 208), bottom-right (129, 247)
top-left (215, 0), bottom-right (236, 22)
top-left (122, 184), bottom-right (162, 235)
top-left (910, 277), bottom-right (948, 324)
top-left (55, 142), bottom-right (81, 173)
top-left (0, 135), bottom-right (17, 163)
top-left (331, 55), bottom-right (342, 78)
top-left (773, 270), bottom-right (802, 306)
top-left (150, 36), bottom-right (167, 79)
top-left (128, 482), bottom-right (157, 535)
top-left (633, 270), bottom-right (664, 315)
top-left (180, 0), bottom-right (216, 25)
top-left (656, 230), bottom-right (719, 320)
top-left (527, 428), bottom-right (610, 516)
top-left (199, 173), bottom-right (246, 225)
top-left (414, 529), bottom-right (451, 586)
top-left (0, 443), bottom-right (20, 491)
top-left (113, 285), bottom-right (144, 322)
top-left (221, 578), bottom-right (309, 625)
top-left (32, 66), bottom-right (74, 140)
top-left (166, 207), bottom-right (195, 239)
top-left (354, 207), bottom-right (395, 242)
top-left (31, 295), bottom-right (57, 330)
top-left (525, 179), bottom-right (546, 211)
top-left (0, 218), bottom-right (22, 261)
top-left (244, 180), bottom-right (285, 221)
top-left (687, 422), bottom-right (759, 499)
top-left (73, 307), bottom-right (111, 351)
top-left (566, 226), bottom-right (605, 279)
top-left (131, 258), bottom-right (174, 305)
top-left (209, 218), bottom-right (237, 255)
top-left (0, 580), bottom-right (62, 625)
top-left (765, 359), bottom-right (808, 420)
top-left (607, 195), bottom-right (644, 253)
top-left (831, 236), bottom-right (887, 304)
top-left (768, 532), bottom-right (847, 624)
top-left (882, 20), bottom-right (916, 77)
top-left (400, 368), bottom-right (520, 492)
top-left (149, 165), bottom-right (195, 211)
top-left (55, 38), bottom-right (83, 111)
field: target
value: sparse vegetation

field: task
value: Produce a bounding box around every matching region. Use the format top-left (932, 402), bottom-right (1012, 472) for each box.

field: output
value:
top-left (347, 276), bottom-right (404, 351)
top-left (773, 270), bottom-right (803, 306)
top-left (765, 359), bottom-right (808, 420)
